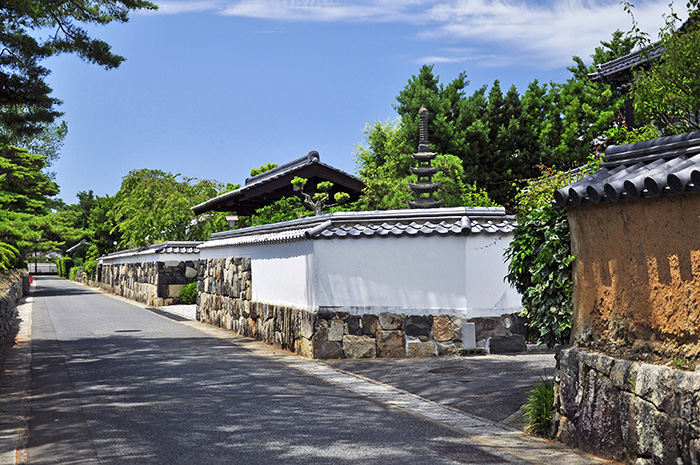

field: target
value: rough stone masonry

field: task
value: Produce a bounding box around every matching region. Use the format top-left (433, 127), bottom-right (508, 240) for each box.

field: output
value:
top-left (196, 256), bottom-right (526, 359)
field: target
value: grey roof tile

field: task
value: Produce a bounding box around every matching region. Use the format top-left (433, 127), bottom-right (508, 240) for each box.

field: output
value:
top-left (554, 131), bottom-right (700, 208)
top-left (201, 207), bottom-right (516, 249)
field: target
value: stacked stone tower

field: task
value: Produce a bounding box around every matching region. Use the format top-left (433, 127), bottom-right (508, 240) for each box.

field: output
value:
top-left (408, 106), bottom-right (443, 209)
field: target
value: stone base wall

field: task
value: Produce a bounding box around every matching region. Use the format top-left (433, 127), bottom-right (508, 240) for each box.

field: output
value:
top-left (99, 260), bottom-right (198, 306)
top-left (197, 256), bottom-right (526, 358)
top-left (554, 347), bottom-right (700, 464)
top-left (0, 270), bottom-right (29, 348)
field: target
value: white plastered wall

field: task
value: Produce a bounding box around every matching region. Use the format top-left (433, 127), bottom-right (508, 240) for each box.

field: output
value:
top-left (200, 241), bottom-right (313, 309)
top-left (199, 233), bottom-right (521, 318)
top-left (310, 235), bottom-right (468, 315)
top-left (464, 233), bottom-right (522, 317)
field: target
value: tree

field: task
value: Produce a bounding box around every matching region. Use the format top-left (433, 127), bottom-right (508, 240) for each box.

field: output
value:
top-left (0, 145), bottom-right (59, 255)
top-left (0, 0), bottom-right (157, 139)
top-left (555, 31), bottom-right (638, 165)
top-left (112, 169), bottom-right (232, 248)
top-left (250, 162), bottom-right (278, 177)
top-left (632, 10), bottom-right (700, 134)
top-left (353, 118), bottom-right (496, 210)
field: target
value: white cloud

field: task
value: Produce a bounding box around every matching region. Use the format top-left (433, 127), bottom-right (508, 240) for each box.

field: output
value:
top-left (148, 0), bottom-right (223, 14)
top-left (423, 0), bottom-right (675, 68)
top-left (219, 0), bottom-right (427, 22)
top-left (148, 0), bottom-right (681, 68)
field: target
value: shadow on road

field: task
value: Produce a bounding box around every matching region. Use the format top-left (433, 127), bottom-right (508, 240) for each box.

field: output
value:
top-left (24, 333), bottom-right (491, 465)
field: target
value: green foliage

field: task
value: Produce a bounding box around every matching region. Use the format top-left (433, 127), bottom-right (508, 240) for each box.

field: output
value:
top-left (291, 176), bottom-right (308, 189)
top-left (359, 44), bottom-right (634, 209)
top-left (0, 145), bottom-right (61, 256)
top-left (605, 124), bottom-right (660, 146)
top-left (112, 169), bottom-right (230, 248)
top-left (0, 146), bottom-right (58, 214)
top-left (632, 9), bottom-right (700, 134)
top-left (68, 266), bottom-right (79, 281)
top-left (250, 196), bottom-right (311, 227)
top-left (250, 163), bottom-right (278, 177)
top-left (506, 161), bottom-right (599, 347)
top-left (506, 206), bottom-right (575, 347)
top-left (56, 257), bottom-right (74, 278)
top-left (524, 376), bottom-right (555, 437)
top-left (291, 177), bottom-right (350, 216)
top-left (178, 282), bottom-right (197, 305)
top-left (0, 0), bottom-right (157, 139)
top-left (0, 241), bottom-right (20, 274)
top-left (354, 118), bottom-right (497, 210)
top-left (83, 259), bottom-right (98, 277)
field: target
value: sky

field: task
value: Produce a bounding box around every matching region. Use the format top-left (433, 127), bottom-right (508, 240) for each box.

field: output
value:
top-left (44, 0), bottom-right (678, 203)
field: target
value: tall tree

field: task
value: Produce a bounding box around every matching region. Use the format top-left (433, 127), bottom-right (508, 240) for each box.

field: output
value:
top-left (0, 145), bottom-right (58, 253)
top-left (632, 10), bottom-right (700, 133)
top-left (112, 169), bottom-right (231, 248)
top-left (0, 0), bottom-right (156, 139)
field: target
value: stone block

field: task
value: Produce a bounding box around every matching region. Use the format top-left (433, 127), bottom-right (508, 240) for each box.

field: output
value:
top-left (300, 310), bottom-right (316, 340)
top-left (581, 350), bottom-right (615, 377)
top-left (378, 313), bottom-right (403, 330)
top-left (328, 320), bottom-right (344, 342)
top-left (295, 337), bottom-right (313, 359)
top-left (376, 330), bottom-right (405, 358)
top-left (488, 335), bottom-right (526, 354)
top-left (576, 368), bottom-right (625, 461)
top-left (346, 316), bottom-right (361, 335)
top-left (406, 340), bottom-right (436, 357)
top-left (342, 335), bottom-right (376, 359)
top-left (185, 266), bottom-right (197, 279)
top-left (432, 315), bottom-right (452, 342)
top-left (450, 316), bottom-right (465, 341)
top-left (313, 340), bottom-right (344, 359)
top-left (436, 341), bottom-right (460, 356)
top-left (635, 363), bottom-right (677, 415)
top-left (361, 314), bottom-right (379, 335)
top-left (404, 315), bottom-right (431, 338)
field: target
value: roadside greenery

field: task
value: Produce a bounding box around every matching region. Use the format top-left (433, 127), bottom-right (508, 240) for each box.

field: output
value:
top-left (178, 282), bottom-right (197, 305)
top-left (524, 376), bottom-right (555, 437)
top-left (505, 161), bottom-right (599, 347)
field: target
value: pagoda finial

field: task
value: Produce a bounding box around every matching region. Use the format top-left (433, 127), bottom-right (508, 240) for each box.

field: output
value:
top-left (418, 106), bottom-right (430, 152)
top-left (408, 105), bottom-right (443, 209)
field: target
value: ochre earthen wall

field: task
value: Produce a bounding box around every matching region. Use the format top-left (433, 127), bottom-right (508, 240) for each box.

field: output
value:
top-left (568, 193), bottom-right (700, 361)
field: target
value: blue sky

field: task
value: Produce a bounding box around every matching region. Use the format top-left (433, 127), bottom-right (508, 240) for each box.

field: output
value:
top-left (45, 0), bottom-right (677, 203)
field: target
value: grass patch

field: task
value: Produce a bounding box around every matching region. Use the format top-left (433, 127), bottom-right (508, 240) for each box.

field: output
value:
top-left (524, 376), bottom-right (555, 436)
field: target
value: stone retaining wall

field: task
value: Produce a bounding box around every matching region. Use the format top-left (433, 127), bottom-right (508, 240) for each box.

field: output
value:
top-left (197, 257), bottom-right (526, 358)
top-left (0, 270), bottom-right (29, 348)
top-left (554, 347), bottom-right (700, 464)
top-left (99, 261), bottom-right (198, 306)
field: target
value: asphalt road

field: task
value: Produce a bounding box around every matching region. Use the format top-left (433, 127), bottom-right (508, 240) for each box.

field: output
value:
top-left (25, 276), bottom-right (532, 465)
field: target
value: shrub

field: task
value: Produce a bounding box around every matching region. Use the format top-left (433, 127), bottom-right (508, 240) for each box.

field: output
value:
top-left (505, 161), bottom-right (599, 347)
top-left (524, 376), bottom-right (555, 437)
top-left (68, 266), bottom-right (79, 281)
top-left (83, 259), bottom-right (98, 277)
top-left (57, 257), bottom-right (75, 278)
top-left (179, 282), bottom-right (197, 304)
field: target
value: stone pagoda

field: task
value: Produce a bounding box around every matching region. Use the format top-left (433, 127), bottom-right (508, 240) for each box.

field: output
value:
top-left (408, 106), bottom-right (443, 209)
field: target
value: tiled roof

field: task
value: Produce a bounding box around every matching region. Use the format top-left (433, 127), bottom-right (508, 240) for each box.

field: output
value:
top-left (554, 131), bottom-right (700, 208)
top-left (589, 46), bottom-right (664, 83)
top-left (101, 241), bottom-right (202, 261)
top-left (200, 207), bottom-right (516, 249)
top-left (191, 151), bottom-right (363, 216)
